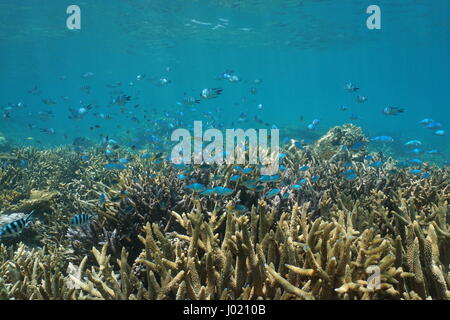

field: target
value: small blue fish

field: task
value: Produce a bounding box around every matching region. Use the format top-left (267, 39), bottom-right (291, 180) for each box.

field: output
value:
top-left (259, 175), bottom-right (271, 182)
top-left (408, 169), bottom-right (422, 175)
top-left (293, 141), bottom-right (304, 149)
top-left (408, 159), bottom-right (423, 166)
top-left (259, 174), bottom-right (280, 182)
top-left (299, 165), bottom-right (310, 171)
top-left (265, 188), bottom-right (280, 199)
top-left (119, 158), bottom-right (130, 164)
top-left (141, 153), bottom-right (151, 159)
top-left (420, 172), bottom-right (431, 179)
top-left (342, 169), bottom-right (356, 176)
top-left (242, 167), bottom-right (253, 174)
top-left (177, 174), bottom-right (188, 180)
top-left (185, 183), bottom-right (206, 193)
top-left (418, 118), bottom-right (433, 125)
top-left (425, 122), bottom-right (442, 129)
top-left (229, 175), bottom-right (241, 182)
top-left (404, 140), bottom-right (422, 147)
top-left (349, 141), bottom-right (365, 150)
top-left (200, 189), bottom-right (215, 196)
top-left (343, 162), bottom-right (353, 168)
top-left (80, 155), bottom-right (89, 162)
top-left (311, 175), bottom-right (319, 182)
top-left (213, 186), bottom-right (233, 196)
top-left (298, 178), bottom-right (307, 185)
top-left (291, 184), bottom-right (302, 190)
top-left (0, 211), bottom-right (34, 238)
top-left (369, 161), bottom-right (384, 168)
top-left (344, 173), bottom-right (358, 181)
top-left (104, 163), bottom-right (126, 170)
top-left (69, 214), bottom-right (95, 227)
top-left (279, 165), bottom-right (287, 172)
top-left (371, 136), bottom-right (394, 142)
top-left (342, 169), bottom-right (358, 181)
top-left (434, 130), bottom-right (446, 136)
top-left (99, 193), bottom-right (106, 205)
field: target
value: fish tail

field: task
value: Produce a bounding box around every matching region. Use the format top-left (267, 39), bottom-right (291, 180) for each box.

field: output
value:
top-left (25, 210), bottom-right (35, 222)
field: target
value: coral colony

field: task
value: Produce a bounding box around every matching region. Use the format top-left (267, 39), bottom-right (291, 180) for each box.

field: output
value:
top-left (0, 125), bottom-right (448, 300)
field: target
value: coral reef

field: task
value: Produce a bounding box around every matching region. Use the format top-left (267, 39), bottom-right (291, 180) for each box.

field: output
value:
top-left (314, 124), bottom-right (368, 161)
top-left (61, 198), bottom-right (450, 300)
top-left (0, 243), bottom-right (71, 299)
top-left (0, 125), bottom-right (448, 300)
top-left (8, 189), bottom-right (57, 213)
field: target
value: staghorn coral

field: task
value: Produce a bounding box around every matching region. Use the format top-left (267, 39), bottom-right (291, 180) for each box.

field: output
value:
top-left (7, 189), bottom-right (57, 214)
top-left (0, 125), bottom-right (448, 300)
top-left (67, 200), bottom-right (449, 300)
top-left (0, 243), bottom-right (73, 300)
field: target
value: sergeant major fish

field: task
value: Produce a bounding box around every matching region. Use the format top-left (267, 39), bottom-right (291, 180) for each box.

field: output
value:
top-left (69, 213), bottom-right (96, 227)
top-left (0, 210), bottom-right (35, 238)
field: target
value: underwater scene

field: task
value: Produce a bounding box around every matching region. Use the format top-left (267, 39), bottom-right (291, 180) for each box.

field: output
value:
top-left (0, 0), bottom-right (449, 301)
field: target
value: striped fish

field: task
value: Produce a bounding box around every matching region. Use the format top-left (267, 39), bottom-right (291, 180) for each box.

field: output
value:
top-left (0, 210), bottom-right (34, 238)
top-left (69, 214), bottom-right (95, 227)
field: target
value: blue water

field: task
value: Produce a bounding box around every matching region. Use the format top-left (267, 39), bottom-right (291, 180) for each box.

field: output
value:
top-left (1, 0), bottom-right (449, 163)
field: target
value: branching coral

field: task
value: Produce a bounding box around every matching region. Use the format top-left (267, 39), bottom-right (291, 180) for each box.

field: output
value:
top-left (0, 243), bottom-right (72, 300)
top-left (69, 199), bottom-right (448, 300)
top-left (0, 125), bottom-right (448, 300)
